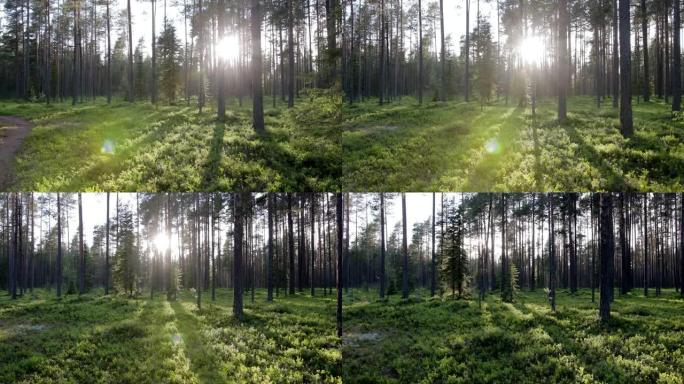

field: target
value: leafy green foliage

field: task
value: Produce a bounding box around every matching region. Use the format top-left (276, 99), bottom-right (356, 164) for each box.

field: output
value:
top-left (342, 289), bottom-right (684, 383)
top-left (0, 94), bottom-right (340, 191)
top-left (343, 96), bottom-right (684, 191)
top-left (0, 289), bottom-right (342, 383)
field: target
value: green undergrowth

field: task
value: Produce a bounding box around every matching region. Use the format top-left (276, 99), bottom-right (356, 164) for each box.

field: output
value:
top-left (0, 288), bottom-right (342, 383)
top-left (341, 288), bottom-right (684, 383)
top-left (0, 290), bottom-right (195, 383)
top-left (342, 96), bottom-right (684, 191)
top-left (0, 89), bottom-right (341, 191)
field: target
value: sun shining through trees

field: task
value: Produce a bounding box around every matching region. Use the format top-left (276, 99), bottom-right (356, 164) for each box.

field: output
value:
top-left (1, 193), bottom-right (684, 382)
top-left (153, 233), bottom-right (171, 253)
top-left (216, 35), bottom-right (241, 63)
top-left (0, 0), bottom-right (343, 191)
top-left (519, 35), bottom-right (545, 66)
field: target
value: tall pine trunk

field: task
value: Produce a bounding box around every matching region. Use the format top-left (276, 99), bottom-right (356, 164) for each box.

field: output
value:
top-left (252, 0), bottom-right (265, 132)
top-left (233, 193), bottom-right (244, 319)
top-left (644, 193), bottom-right (649, 296)
top-left (641, 0), bottom-right (650, 101)
top-left (402, 193), bottom-right (408, 299)
top-left (288, 193), bottom-right (295, 294)
top-left (558, 0), bottom-right (568, 121)
top-left (78, 193), bottom-right (84, 295)
top-left (599, 193), bottom-right (614, 322)
top-left (267, 193), bottom-right (274, 301)
top-left (56, 193), bottom-right (62, 298)
top-left (127, 0), bottom-right (134, 102)
top-left (440, 0), bottom-right (446, 101)
top-left (673, 0), bottom-right (681, 111)
top-left (380, 193), bottom-right (386, 298)
top-left (336, 193), bottom-right (343, 337)
top-left (619, 0), bottom-right (633, 135)
top-left (549, 193), bottom-right (556, 312)
top-left (287, 0), bottom-right (295, 108)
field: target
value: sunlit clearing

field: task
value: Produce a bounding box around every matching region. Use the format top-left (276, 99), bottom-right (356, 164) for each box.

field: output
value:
top-left (217, 35), bottom-right (240, 62)
top-left (519, 36), bottom-right (544, 66)
top-left (101, 139), bottom-right (115, 154)
top-left (154, 233), bottom-right (170, 252)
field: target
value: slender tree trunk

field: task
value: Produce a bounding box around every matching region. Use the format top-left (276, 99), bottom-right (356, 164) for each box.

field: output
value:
top-left (440, 0), bottom-right (446, 101)
top-left (336, 193), bottom-right (343, 337)
top-left (252, 0), bottom-right (265, 132)
top-left (267, 193), bottom-right (274, 301)
top-left (680, 193), bottom-right (684, 296)
top-left (558, 0), bottom-right (568, 121)
top-left (78, 193), bottom-right (84, 295)
top-left (233, 193), bottom-right (244, 319)
top-left (600, 193), bottom-right (614, 322)
top-left (418, 0), bottom-right (423, 103)
top-left (619, 0), bottom-right (633, 135)
top-left (288, 193), bottom-right (295, 294)
top-left (106, 0), bottom-right (111, 103)
top-left (287, 0), bottom-right (295, 107)
top-left (380, 193), bottom-right (386, 298)
top-left (673, 0), bottom-right (681, 111)
top-left (402, 193), bottom-right (408, 299)
top-left (379, 0), bottom-right (386, 104)
top-left (217, 0), bottom-right (226, 119)
top-left (549, 193), bottom-right (556, 312)
top-left (56, 193), bottom-right (62, 298)
top-left (464, 0), bottom-right (469, 102)
top-left (612, 0), bottom-right (619, 108)
top-left (644, 193), bottom-right (649, 296)
top-left (620, 193), bottom-right (629, 294)
top-left (310, 195), bottom-right (316, 296)
top-left (431, 192), bottom-right (436, 296)
top-left (641, 0), bottom-right (650, 101)
top-left (569, 194), bottom-right (577, 293)
top-left (10, 194), bottom-right (17, 299)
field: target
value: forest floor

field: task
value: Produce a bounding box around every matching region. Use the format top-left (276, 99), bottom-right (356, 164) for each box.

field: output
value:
top-left (342, 96), bottom-right (684, 191)
top-left (0, 91), bottom-right (341, 191)
top-left (341, 288), bottom-right (684, 383)
top-left (0, 289), bottom-right (342, 383)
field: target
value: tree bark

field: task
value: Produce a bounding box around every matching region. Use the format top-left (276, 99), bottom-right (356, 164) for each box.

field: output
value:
top-left (599, 193), bottom-right (614, 322)
top-left (673, 0), bottom-right (681, 111)
top-left (336, 193), bottom-right (343, 337)
top-left (558, 0), bottom-right (568, 121)
top-left (56, 193), bottom-right (62, 298)
top-left (233, 193), bottom-right (244, 319)
top-left (78, 193), bottom-right (84, 295)
top-left (549, 193), bottom-right (556, 312)
top-left (288, 193), bottom-right (295, 294)
top-left (619, 0), bottom-right (633, 135)
top-left (127, 0), bottom-right (134, 102)
top-left (252, 0), bottom-right (265, 132)
top-left (380, 193), bottom-right (386, 298)
top-left (641, 0), bottom-right (650, 101)
top-left (267, 193), bottom-right (274, 301)
top-left (402, 193), bottom-right (408, 299)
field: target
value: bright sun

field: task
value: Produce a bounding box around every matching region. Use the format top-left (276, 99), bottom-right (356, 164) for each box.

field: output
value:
top-left (519, 36), bottom-right (544, 66)
top-left (154, 233), bottom-right (170, 252)
top-left (217, 35), bottom-right (240, 62)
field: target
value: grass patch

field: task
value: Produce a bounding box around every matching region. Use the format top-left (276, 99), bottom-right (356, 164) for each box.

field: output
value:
top-left (342, 96), bottom-right (684, 191)
top-left (0, 90), bottom-right (340, 191)
top-left (0, 288), bottom-right (342, 383)
top-left (342, 288), bottom-right (684, 383)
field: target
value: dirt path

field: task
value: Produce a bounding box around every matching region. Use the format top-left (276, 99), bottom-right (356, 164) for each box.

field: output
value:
top-left (0, 116), bottom-right (32, 189)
